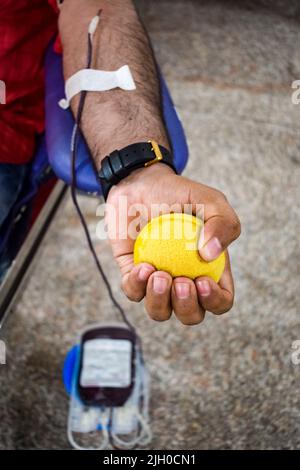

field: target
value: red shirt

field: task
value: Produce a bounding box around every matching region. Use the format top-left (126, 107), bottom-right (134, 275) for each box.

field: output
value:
top-left (0, 0), bottom-right (59, 164)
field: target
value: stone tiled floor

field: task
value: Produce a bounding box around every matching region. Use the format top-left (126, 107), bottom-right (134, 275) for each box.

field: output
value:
top-left (0, 0), bottom-right (300, 449)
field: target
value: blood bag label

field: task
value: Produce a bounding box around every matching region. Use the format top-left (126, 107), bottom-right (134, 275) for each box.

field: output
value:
top-left (80, 339), bottom-right (132, 388)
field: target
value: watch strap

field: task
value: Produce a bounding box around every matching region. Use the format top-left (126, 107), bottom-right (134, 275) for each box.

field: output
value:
top-left (98, 141), bottom-right (176, 200)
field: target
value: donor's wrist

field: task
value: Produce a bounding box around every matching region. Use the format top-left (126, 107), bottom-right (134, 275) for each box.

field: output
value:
top-left (107, 162), bottom-right (175, 207)
top-left (98, 141), bottom-right (175, 201)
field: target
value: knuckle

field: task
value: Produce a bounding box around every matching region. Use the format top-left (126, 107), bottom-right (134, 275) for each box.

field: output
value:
top-left (148, 311), bottom-right (169, 322)
top-left (121, 279), bottom-right (129, 295)
top-left (180, 314), bottom-right (204, 326)
top-left (121, 281), bottom-right (142, 303)
top-left (214, 299), bottom-right (234, 315)
top-left (125, 291), bottom-right (141, 302)
top-left (215, 189), bottom-right (228, 203)
top-left (145, 301), bottom-right (171, 321)
top-left (230, 214), bottom-right (241, 238)
top-left (132, 294), bottom-right (144, 302)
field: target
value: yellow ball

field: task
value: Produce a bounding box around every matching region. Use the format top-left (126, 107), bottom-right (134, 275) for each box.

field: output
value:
top-left (134, 213), bottom-right (225, 282)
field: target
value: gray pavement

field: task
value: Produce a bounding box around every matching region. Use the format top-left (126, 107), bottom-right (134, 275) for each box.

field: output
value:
top-left (1, 0), bottom-right (300, 449)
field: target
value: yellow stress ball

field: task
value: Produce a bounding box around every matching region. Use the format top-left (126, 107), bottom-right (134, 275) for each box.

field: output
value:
top-left (134, 213), bottom-right (225, 282)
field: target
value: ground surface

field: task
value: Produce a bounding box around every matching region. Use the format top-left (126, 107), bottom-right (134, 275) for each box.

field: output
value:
top-left (1, 0), bottom-right (300, 450)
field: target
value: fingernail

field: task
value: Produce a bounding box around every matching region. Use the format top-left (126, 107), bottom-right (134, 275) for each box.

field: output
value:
top-left (175, 282), bottom-right (190, 299)
top-left (139, 266), bottom-right (153, 281)
top-left (153, 276), bottom-right (168, 294)
top-left (202, 237), bottom-right (222, 261)
top-left (197, 280), bottom-right (211, 296)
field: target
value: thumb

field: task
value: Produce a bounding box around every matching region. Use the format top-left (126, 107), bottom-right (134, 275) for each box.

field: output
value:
top-left (198, 213), bottom-right (241, 262)
top-left (187, 181), bottom-right (241, 262)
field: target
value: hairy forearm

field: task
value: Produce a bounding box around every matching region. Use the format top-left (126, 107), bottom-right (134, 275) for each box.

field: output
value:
top-left (59, 0), bottom-right (169, 169)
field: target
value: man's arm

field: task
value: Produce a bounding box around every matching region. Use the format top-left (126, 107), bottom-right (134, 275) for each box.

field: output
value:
top-left (58, 0), bottom-right (241, 325)
top-left (59, 0), bottom-right (169, 169)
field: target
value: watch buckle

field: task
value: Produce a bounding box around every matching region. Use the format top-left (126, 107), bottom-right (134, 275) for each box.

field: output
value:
top-left (145, 140), bottom-right (163, 167)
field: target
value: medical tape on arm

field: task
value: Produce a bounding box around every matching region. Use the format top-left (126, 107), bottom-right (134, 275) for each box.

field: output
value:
top-left (59, 65), bottom-right (136, 109)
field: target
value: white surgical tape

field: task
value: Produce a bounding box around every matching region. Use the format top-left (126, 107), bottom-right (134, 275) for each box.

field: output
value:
top-left (59, 66), bottom-right (136, 110)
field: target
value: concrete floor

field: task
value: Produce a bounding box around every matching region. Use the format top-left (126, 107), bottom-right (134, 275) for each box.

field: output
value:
top-left (1, 0), bottom-right (300, 449)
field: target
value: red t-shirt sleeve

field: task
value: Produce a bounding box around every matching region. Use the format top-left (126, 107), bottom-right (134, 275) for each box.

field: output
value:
top-left (0, 1), bottom-right (58, 164)
top-left (48, 0), bottom-right (63, 53)
top-left (48, 0), bottom-right (60, 13)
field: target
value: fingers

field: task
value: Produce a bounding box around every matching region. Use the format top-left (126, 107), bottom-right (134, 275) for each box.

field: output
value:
top-left (172, 277), bottom-right (205, 325)
top-left (144, 271), bottom-right (173, 322)
top-left (122, 262), bottom-right (155, 302)
top-left (123, 254), bottom-right (234, 321)
top-left (196, 253), bottom-right (234, 315)
top-left (124, 267), bottom-right (206, 325)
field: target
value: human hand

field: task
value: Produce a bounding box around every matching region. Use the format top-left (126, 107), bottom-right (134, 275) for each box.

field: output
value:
top-left (106, 163), bottom-right (241, 325)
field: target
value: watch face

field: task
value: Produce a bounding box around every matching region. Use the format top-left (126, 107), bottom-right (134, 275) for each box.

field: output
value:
top-left (77, 326), bottom-right (136, 407)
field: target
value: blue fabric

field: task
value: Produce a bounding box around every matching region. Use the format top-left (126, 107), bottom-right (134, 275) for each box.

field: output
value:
top-left (0, 136), bottom-right (51, 282)
top-left (0, 162), bottom-right (28, 281)
top-left (63, 345), bottom-right (79, 396)
top-left (45, 44), bottom-right (189, 194)
top-left (0, 135), bottom-right (51, 255)
top-left (0, 163), bottom-right (28, 229)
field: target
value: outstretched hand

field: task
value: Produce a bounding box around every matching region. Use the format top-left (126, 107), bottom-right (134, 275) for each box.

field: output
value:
top-left (106, 163), bottom-right (241, 325)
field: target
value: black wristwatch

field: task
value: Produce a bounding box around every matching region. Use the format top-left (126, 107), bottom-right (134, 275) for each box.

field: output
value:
top-left (97, 141), bottom-right (176, 200)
